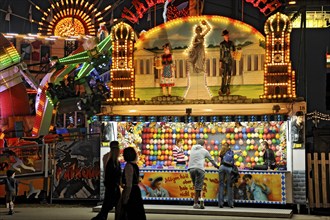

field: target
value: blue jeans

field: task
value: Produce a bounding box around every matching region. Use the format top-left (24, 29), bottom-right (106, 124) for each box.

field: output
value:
top-left (218, 165), bottom-right (234, 207)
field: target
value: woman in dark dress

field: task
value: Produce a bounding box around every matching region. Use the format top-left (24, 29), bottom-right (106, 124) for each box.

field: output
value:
top-left (117, 147), bottom-right (146, 220)
top-left (92, 141), bottom-right (121, 220)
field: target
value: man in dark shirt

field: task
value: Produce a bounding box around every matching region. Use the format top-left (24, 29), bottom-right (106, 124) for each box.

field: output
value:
top-left (219, 30), bottom-right (235, 96)
top-left (291, 111), bottom-right (304, 148)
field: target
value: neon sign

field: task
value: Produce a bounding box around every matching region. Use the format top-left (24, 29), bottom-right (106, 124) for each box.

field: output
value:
top-left (121, 0), bottom-right (282, 24)
top-left (121, 0), bottom-right (172, 23)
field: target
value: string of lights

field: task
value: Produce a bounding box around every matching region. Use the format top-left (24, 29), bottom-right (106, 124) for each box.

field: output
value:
top-left (306, 111), bottom-right (330, 121)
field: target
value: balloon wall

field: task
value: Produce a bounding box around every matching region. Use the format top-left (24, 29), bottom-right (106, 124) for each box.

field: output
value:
top-left (113, 121), bottom-right (287, 170)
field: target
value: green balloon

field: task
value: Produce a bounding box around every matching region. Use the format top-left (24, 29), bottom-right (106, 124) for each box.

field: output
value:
top-left (238, 156), bottom-right (243, 162)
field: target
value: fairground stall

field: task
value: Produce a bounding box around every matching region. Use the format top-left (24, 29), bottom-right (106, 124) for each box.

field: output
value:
top-left (0, 1), bottom-right (307, 208)
top-left (94, 13), bottom-right (307, 206)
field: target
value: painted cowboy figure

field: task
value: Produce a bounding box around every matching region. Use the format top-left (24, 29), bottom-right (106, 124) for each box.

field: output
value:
top-left (219, 29), bottom-right (235, 96)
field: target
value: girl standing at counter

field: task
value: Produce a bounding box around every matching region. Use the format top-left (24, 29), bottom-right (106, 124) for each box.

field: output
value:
top-left (218, 143), bottom-right (234, 208)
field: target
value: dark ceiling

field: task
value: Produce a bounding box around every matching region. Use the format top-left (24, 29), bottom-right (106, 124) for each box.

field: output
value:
top-left (0, 0), bottom-right (329, 35)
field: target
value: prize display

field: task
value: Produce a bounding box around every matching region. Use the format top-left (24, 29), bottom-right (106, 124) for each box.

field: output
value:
top-left (113, 121), bottom-right (287, 170)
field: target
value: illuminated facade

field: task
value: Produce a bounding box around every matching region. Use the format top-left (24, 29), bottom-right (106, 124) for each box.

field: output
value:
top-left (109, 22), bottom-right (135, 101)
top-left (37, 0), bottom-right (111, 36)
top-left (261, 12), bottom-right (296, 99)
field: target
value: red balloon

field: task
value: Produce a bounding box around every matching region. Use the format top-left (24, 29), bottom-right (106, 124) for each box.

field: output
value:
top-left (214, 145), bottom-right (218, 151)
top-left (246, 128), bottom-right (250, 133)
top-left (207, 145), bottom-right (211, 151)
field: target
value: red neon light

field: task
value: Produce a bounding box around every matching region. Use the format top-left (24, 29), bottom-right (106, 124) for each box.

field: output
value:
top-left (121, 0), bottom-right (172, 24)
top-left (245, 0), bottom-right (282, 16)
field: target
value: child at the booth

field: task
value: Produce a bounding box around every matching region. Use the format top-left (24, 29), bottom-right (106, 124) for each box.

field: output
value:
top-left (1, 170), bottom-right (19, 215)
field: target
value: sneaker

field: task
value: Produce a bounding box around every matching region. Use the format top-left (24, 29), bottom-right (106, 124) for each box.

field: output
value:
top-left (8, 210), bottom-right (14, 215)
top-left (199, 199), bottom-right (205, 209)
top-left (219, 205), bottom-right (223, 208)
top-left (193, 204), bottom-right (200, 209)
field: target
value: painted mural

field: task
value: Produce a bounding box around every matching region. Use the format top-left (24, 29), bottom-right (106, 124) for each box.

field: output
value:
top-left (134, 15), bottom-right (266, 99)
top-left (52, 136), bottom-right (100, 199)
top-left (139, 170), bottom-right (286, 204)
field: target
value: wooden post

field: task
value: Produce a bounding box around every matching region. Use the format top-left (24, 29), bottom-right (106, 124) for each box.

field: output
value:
top-left (313, 153), bottom-right (320, 208)
top-left (307, 153), bottom-right (314, 208)
top-left (329, 153), bottom-right (330, 208)
top-left (321, 153), bottom-right (327, 208)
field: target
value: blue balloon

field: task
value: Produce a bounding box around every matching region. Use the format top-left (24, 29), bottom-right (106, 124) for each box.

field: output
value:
top-left (243, 133), bottom-right (247, 139)
top-left (184, 128), bottom-right (188, 133)
top-left (196, 133), bottom-right (200, 139)
top-left (215, 140), bottom-right (219, 145)
top-left (154, 145), bottom-right (158, 150)
top-left (199, 128), bottom-right (204, 133)
top-left (172, 129), bottom-right (176, 133)
top-left (242, 128), bottom-right (246, 133)
top-left (234, 145), bottom-right (240, 150)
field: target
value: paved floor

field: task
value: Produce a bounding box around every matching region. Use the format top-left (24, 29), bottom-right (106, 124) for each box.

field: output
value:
top-left (0, 205), bottom-right (329, 220)
top-left (94, 204), bottom-right (293, 218)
